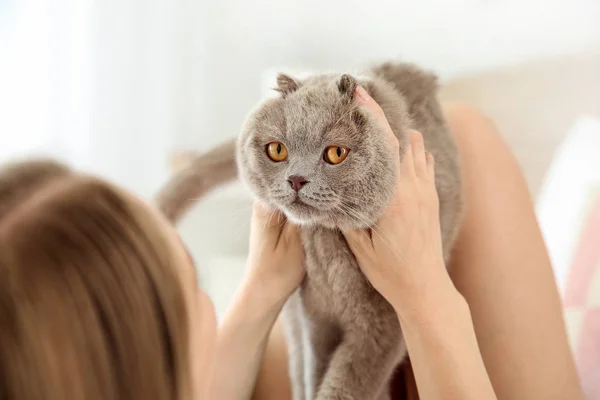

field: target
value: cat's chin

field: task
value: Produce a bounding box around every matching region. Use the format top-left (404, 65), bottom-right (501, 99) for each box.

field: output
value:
top-left (278, 198), bottom-right (381, 229)
top-left (285, 214), bottom-right (341, 230)
top-left (284, 208), bottom-right (376, 230)
top-left (283, 204), bottom-right (323, 227)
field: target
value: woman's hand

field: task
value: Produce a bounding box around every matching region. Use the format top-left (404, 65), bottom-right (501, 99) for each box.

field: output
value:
top-left (344, 89), bottom-right (497, 400)
top-left (344, 87), bottom-right (459, 317)
top-left (210, 204), bottom-right (304, 400)
top-left (245, 202), bottom-right (305, 306)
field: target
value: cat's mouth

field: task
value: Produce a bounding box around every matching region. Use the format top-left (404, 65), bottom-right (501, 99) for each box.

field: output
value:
top-left (283, 196), bottom-right (374, 229)
top-left (289, 196), bottom-right (317, 212)
top-left (283, 195), bottom-right (321, 224)
top-left (292, 196), bottom-right (307, 206)
top-left (280, 193), bottom-right (351, 227)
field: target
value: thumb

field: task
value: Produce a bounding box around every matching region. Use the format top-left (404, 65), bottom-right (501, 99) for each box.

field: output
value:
top-left (251, 201), bottom-right (286, 240)
top-left (354, 86), bottom-right (400, 153)
top-left (279, 217), bottom-right (302, 248)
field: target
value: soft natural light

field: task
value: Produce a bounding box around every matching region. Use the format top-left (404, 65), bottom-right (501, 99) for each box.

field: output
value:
top-left (0, 1), bottom-right (53, 159)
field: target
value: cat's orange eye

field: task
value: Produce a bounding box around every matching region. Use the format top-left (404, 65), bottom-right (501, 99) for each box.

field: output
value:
top-left (324, 146), bottom-right (350, 165)
top-left (266, 142), bottom-right (288, 162)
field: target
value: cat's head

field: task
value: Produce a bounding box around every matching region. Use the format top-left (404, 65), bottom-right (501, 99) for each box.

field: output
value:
top-left (237, 73), bottom-right (409, 229)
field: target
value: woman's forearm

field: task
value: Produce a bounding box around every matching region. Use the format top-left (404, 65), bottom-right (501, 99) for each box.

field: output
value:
top-left (209, 275), bottom-right (286, 400)
top-left (395, 281), bottom-right (498, 400)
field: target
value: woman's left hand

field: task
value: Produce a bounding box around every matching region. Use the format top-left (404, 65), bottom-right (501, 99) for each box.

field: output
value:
top-left (245, 202), bottom-right (305, 305)
top-left (210, 203), bottom-right (304, 400)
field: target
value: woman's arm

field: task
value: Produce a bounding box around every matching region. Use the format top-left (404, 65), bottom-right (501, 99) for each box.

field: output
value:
top-left (343, 87), bottom-right (497, 399)
top-left (209, 203), bottom-right (305, 400)
top-left (394, 280), bottom-right (497, 400)
top-left (443, 104), bottom-right (584, 399)
top-left (251, 100), bottom-right (585, 400)
top-left (209, 276), bottom-right (286, 400)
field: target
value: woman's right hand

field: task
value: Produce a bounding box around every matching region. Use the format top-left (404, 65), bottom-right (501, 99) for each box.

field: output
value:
top-left (344, 87), bottom-right (461, 317)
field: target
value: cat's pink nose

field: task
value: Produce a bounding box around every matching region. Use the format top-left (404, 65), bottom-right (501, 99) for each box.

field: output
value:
top-left (287, 175), bottom-right (309, 192)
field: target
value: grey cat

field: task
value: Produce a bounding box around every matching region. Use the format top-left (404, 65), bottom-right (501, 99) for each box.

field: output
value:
top-left (156, 62), bottom-right (463, 400)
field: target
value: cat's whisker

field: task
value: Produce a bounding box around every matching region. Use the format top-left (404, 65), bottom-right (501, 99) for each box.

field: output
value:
top-left (278, 217), bottom-right (288, 229)
top-left (227, 204), bottom-right (254, 221)
top-left (184, 214), bottom-right (252, 259)
top-left (264, 209), bottom-right (277, 230)
top-left (277, 211), bottom-right (292, 228)
top-left (213, 216), bottom-right (253, 254)
top-left (336, 205), bottom-right (363, 228)
top-left (335, 195), bottom-right (424, 266)
top-left (338, 203), bottom-right (408, 265)
top-left (338, 203), bottom-right (373, 227)
top-left (222, 65), bottom-right (462, 398)
top-left (198, 204), bottom-right (254, 233)
top-left (233, 217), bottom-right (253, 240)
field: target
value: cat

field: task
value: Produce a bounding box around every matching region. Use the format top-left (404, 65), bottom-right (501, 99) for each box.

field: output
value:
top-left (156, 62), bottom-right (463, 400)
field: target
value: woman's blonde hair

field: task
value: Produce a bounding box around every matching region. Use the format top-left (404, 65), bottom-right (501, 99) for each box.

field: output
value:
top-left (0, 160), bottom-right (191, 399)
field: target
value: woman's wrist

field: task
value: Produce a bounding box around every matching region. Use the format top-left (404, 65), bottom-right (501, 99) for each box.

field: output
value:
top-left (241, 268), bottom-right (290, 319)
top-left (396, 287), bottom-right (497, 400)
top-left (392, 271), bottom-right (467, 327)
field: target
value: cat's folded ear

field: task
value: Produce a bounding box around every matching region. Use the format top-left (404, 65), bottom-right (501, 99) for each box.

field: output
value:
top-left (338, 74), bottom-right (358, 101)
top-left (275, 73), bottom-right (300, 97)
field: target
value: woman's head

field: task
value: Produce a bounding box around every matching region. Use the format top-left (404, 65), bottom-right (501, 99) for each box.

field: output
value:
top-left (0, 160), bottom-right (215, 399)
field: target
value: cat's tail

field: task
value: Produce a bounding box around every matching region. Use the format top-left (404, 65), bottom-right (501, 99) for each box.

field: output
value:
top-left (155, 139), bottom-right (238, 224)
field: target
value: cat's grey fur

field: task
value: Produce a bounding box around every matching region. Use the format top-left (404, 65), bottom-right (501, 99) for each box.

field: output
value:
top-left (156, 140), bottom-right (237, 222)
top-left (156, 62), bottom-right (463, 400)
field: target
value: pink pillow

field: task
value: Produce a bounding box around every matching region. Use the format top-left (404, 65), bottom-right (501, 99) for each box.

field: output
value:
top-left (564, 194), bottom-right (600, 398)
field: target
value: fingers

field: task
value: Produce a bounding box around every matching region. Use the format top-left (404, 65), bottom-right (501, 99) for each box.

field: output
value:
top-left (400, 130), bottom-right (432, 181)
top-left (354, 86), bottom-right (386, 119)
top-left (279, 217), bottom-right (301, 248)
top-left (400, 133), bottom-right (415, 179)
top-left (252, 201), bottom-right (282, 227)
top-left (352, 86), bottom-right (431, 183)
top-left (426, 151), bottom-right (435, 179)
top-left (410, 131), bottom-right (427, 178)
top-left (354, 86), bottom-right (399, 153)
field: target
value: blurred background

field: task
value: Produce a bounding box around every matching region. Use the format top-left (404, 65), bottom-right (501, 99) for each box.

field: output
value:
top-left (1, 0), bottom-right (600, 392)
top-left (2, 0), bottom-right (599, 196)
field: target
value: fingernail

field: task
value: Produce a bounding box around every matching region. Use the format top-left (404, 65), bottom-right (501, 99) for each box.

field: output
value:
top-left (354, 86), bottom-right (369, 104)
top-left (409, 130), bottom-right (422, 144)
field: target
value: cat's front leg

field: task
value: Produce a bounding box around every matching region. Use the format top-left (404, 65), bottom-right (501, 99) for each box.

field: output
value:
top-left (282, 290), bottom-right (307, 400)
top-left (315, 325), bottom-right (405, 400)
top-left (304, 317), bottom-right (343, 400)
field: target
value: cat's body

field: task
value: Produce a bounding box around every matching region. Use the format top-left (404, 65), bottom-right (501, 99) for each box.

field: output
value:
top-left (156, 63), bottom-right (463, 400)
top-left (286, 226), bottom-right (403, 400)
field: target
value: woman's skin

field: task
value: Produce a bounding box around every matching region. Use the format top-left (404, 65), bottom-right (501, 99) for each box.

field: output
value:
top-left (443, 104), bottom-right (583, 400)
top-left (343, 87), bottom-right (497, 399)
top-left (208, 202), bottom-right (305, 399)
top-left (144, 187), bottom-right (304, 399)
top-left (249, 95), bottom-right (585, 399)
top-left (2, 86), bottom-right (581, 399)
top-left (160, 87), bottom-right (583, 399)
top-left (131, 194), bottom-right (219, 398)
